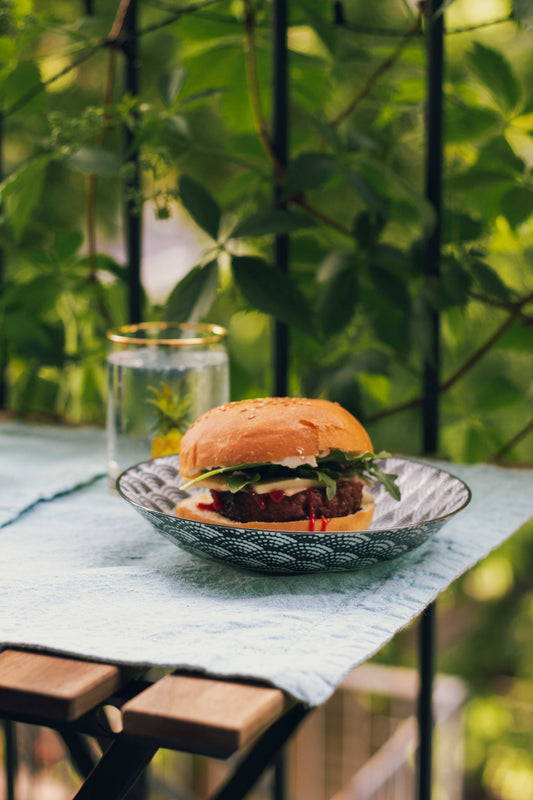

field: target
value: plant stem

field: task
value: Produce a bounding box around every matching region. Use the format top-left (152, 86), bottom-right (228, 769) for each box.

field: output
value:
top-left (470, 291), bottom-right (533, 321)
top-left (242, 2), bottom-right (354, 239)
top-left (108, 0), bottom-right (134, 43)
top-left (85, 0), bottom-right (129, 328)
top-left (492, 417), bottom-right (533, 460)
top-left (291, 195), bottom-right (353, 237)
top-left (329, 10), bottom-right (423, 128)
top-left (243, 1), bottom-right (285, 180)
top-left (368, 288), bottom-right (533, 423)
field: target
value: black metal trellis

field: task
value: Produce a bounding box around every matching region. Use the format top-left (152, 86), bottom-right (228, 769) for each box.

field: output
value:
top-left (272, 0), bottom-right (289, 397)
top-left (0, 112), bottom-right (6, 410)
top-left (123, 0), bottom-right (143, 326)
top-left (417, 3), bottom-right (444, 798)
top-left (1, 720), bottom-right (16, 800)
top-left (0, 1), bottom-right (446, 798)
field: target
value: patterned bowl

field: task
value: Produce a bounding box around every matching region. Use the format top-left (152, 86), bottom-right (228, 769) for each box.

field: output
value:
top-left (117, 455), bottom-right (471, 574)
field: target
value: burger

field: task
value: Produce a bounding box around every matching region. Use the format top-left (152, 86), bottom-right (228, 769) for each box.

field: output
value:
top-left (175, 397), bottom-right (400, 532)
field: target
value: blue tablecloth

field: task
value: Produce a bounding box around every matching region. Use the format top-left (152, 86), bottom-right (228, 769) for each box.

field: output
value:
top-left (1, 420), bottom-right (532, 705)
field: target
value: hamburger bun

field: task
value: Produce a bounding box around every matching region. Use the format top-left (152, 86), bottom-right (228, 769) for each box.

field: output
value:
top-left (176, 489), bottom-right (375, 532)
top-left (179, 396), bottom-right (373, 478)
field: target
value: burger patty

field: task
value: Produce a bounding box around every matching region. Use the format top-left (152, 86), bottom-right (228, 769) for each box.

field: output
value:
top-left (215, 480), bottom-right (364, 523)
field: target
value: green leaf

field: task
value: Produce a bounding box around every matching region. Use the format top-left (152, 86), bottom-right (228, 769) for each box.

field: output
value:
top-left (467, 43), bottom-right (521, 113)
top-left (353, 349), bottom-right (390, 374)
top-left (230, 209), bottom-right (316, 238)
top-left (468, 258), bottom-right (513, 301)
top-left (285, 153), bottom-right (338, 194)
top-left (445, 102), bottom-right (501, 143)
top-left (231, 255), bottom-right (315, 336)
top-left (366, 296), bottom-right (409, 357)
top-left (179, 174), bottom-right (221, 240)
top-left (447, 169), bottom-right (514, 194)
top-left (346, 170), bottom-right (388, 213)
top-left (66, 146), bottom-right (122, 177)
top-left (163, 260), bottom-right (219, 323)
top-left (0, 155), bottom-right (51, 241)
top-left (0, 36), bottom-right (16, 65)
top-left (514, 0), bottom-right (533, 29)
top-left (475, 136), bottom-right (525, 177)
top-left (3, 60), bottom-right (43, 113)
top-left (299, 3), bottom-right (337, 55)
top-left (367, 264), bottom-right (410, 313)
top-left (0, 275), bottom-right (59, 315)
top-left (441, 256), bottom-right (472, 306)
top-left (77, 254), bottom-right (128, 282)
top-left (317, 251), bottom-right (359, 336)
top-left (500, 186), bottom-right (533, 228)
top-left (496, 318), bottom-right (533, 352)
top-left (181, 463), bottom-right (265, 492)
top-left (4, 314), bottom-right (65, 365)
top-left (51, 231), bottom-right (84, 263)
top-left (371, 245), bottom-right (411, 275)
top-left (317, 451), bottom-right (401, 501)
top-left (475, 377), bottom-right (524, 412)
top-left (354, 211), bottom-right (387, 249)
top-left (442, 210), bottom-right (484, 245)
top-left (225, 471), bottom-right (262, 492)
top-left (157, 67), bottom-right (186, 107)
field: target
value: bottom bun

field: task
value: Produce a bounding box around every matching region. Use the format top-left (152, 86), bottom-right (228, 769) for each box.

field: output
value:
top-left (175, 490), bottom-right (375, 532)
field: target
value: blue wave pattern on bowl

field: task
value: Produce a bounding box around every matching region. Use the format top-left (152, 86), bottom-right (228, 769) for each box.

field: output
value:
top-left (117, 456), bottom-right (471, 574)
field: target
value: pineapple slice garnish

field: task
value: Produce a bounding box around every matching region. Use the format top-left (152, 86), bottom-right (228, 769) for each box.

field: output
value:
top-left (148, 381), bottom-right (190, 458)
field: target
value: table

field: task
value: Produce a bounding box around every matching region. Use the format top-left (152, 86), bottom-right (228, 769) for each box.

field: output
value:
top-left (1, 420), bottom-right (532, 799)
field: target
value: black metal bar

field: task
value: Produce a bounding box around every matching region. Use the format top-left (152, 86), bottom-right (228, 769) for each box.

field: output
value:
top-left (272, 0), bottom-right (289, 397)
top-left (422, 0), bottom-right (444, 456)
top-left (272, 749), bottom-right (287, 800)
top-left (0, 111), bottom-right (6, 409)
top-left (209, 704), bottom-right (309, 800)
top-left (58, 730), bottom-right (98, 780)
top-left (417, 603), bottom-right (436, 800)
top-left (72, 736), bottom-right (157, 800)
top-left (122, 0), bottom-right (143, 325)
top-left (2, 720), bottom-right (17, 800)
top-left (417, 4), bottom-right (444, 799)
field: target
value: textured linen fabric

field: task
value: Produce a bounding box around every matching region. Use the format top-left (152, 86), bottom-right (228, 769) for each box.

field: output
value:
top-left (1, 422), bottom-right (532, 706)
top-left (0, 421), bottom-right (106, 527)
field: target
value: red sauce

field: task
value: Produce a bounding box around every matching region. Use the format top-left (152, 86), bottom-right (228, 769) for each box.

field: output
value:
top-left (251, 492), bottom-right (267, 510)
top-left (198, 490), bottom-right (222, 513)
top-left (307, 489), bottom-right (315, 531)
top-left (306, 489), bottom-right (329, 531)
top-left (269, 489), bottom-right (286, 503)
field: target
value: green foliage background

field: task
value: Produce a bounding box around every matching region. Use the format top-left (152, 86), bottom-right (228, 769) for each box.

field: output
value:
top-left (1, 0), bottom-right (533, 796)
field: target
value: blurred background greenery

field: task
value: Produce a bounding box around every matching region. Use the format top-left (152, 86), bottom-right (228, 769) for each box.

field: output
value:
top-left (1, 0), bottom-right (532, 797)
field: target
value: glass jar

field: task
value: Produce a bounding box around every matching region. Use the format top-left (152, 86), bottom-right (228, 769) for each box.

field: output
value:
top-left (106, 322), bottom-right (229, 485)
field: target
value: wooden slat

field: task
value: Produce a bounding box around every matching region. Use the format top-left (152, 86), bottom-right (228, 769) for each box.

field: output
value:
top-left (0, 650), bottom-right (122, 721)
top-left (122, 674), bottom-right (287, 758)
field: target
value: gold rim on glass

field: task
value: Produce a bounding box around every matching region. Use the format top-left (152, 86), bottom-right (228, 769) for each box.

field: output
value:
top-left (106, 322), bottom-right (227, 346)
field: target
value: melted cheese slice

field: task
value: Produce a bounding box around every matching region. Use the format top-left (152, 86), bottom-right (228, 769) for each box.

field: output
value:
top-left (193, 475), bottom-right (364, 496)
top-left (194, 476), bottom-right (323, 495)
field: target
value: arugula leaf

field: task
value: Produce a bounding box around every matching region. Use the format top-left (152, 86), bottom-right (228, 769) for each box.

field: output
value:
top-left (180, 451), bottom-right (401, 501)
top-left (180, 462), bottom-right (266, 491)
top-left (317, 450), bottom-right (401, 501)
top-left (225, 471), bottom-right (261, 492)
top-left (300, 468), bottom-right (338, 500)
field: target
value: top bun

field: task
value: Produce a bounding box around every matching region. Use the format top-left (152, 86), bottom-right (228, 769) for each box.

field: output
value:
top-left (179, 397), bottom-right (373, 478)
